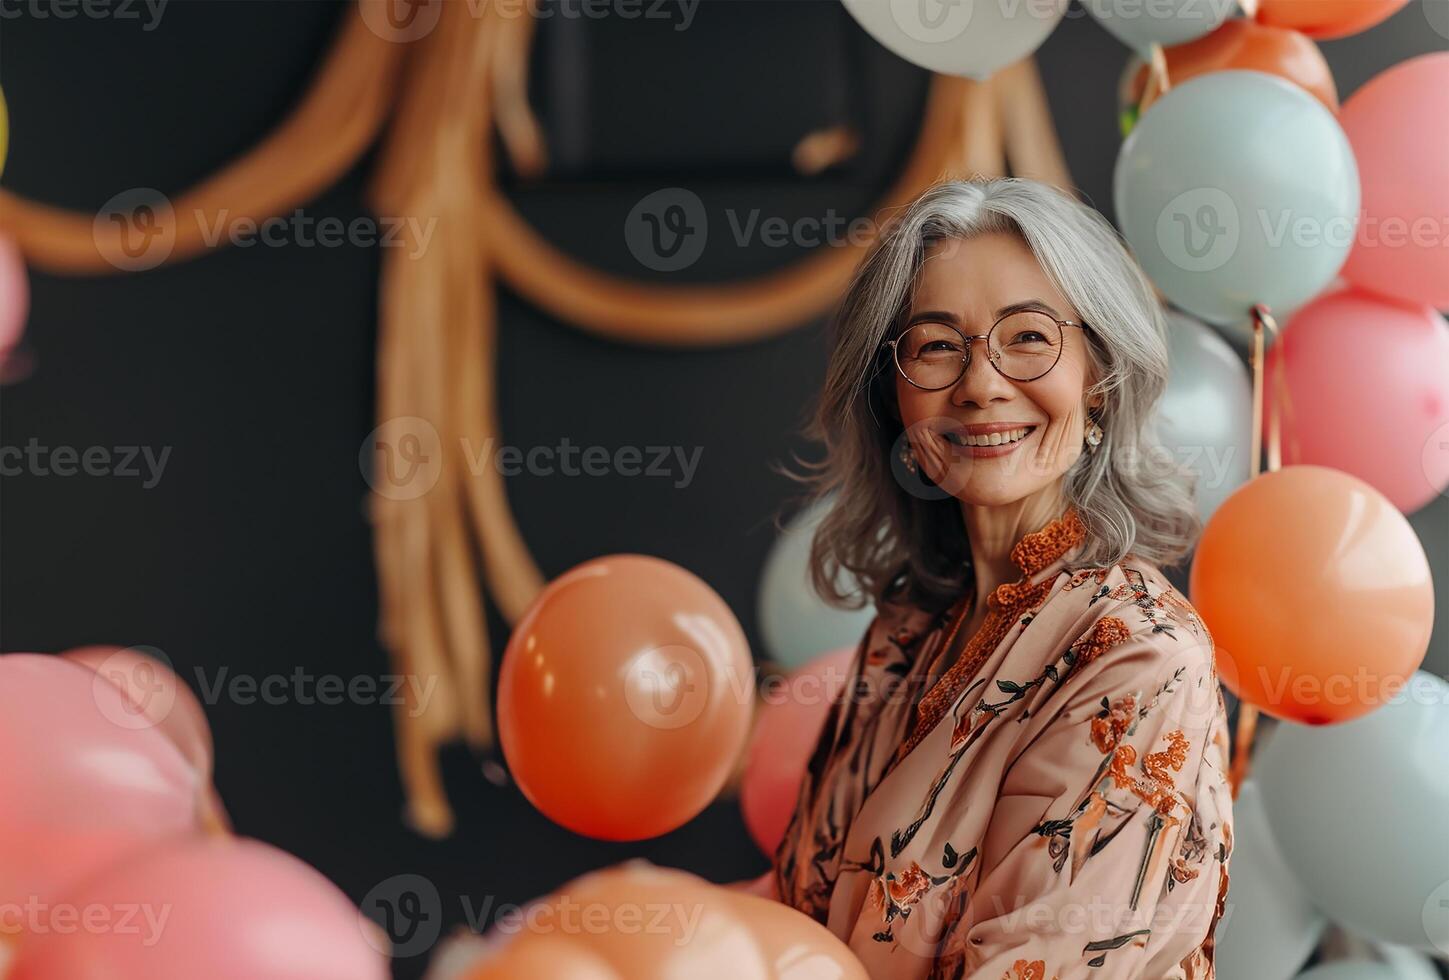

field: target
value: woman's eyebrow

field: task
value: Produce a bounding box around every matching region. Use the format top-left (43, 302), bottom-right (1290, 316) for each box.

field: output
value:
top-left (905, 299), bottom-right (1063, 327)
top-left (995, 299), bottom-right (1062, 319)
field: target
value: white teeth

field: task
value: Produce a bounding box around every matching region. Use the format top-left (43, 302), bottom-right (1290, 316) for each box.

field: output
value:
top-left (949, 426), bottom-right (1033, 447)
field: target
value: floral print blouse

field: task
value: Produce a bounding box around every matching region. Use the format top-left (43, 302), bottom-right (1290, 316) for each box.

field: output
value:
top-left (774, 508), bottom-right (1233, 979)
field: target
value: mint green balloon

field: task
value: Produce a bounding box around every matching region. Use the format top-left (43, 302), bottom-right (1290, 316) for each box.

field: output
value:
top-left (1257, 671), bottom-right (1449, 953)
top-left (1114, 70), bottom-right (1360, 327)
top-left (757, 494), bottom-right (875, 669)
top-left (1215, 782), bottom-right (1326, 980)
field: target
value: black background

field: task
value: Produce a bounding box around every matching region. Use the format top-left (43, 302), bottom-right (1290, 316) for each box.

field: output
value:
top-left (1, 2), bottom-right (1445, 977)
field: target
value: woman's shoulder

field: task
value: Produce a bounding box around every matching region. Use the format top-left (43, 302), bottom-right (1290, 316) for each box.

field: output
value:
top-left (1053, 554), bottom-right (1217, 685)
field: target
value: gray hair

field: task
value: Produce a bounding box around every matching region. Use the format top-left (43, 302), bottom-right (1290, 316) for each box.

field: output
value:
top-left (784, 176), bottom-right (1201, 613)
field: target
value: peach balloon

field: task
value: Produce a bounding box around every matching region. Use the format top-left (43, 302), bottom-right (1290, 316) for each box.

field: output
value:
top-left (1265, 286), bottom-right (1449, 514)
top-left (1255, 0), bottom-right (1408, 38)
top-left (0, 653), bottom-right (200, 908)
top-left (1129, 19), bottom-right (1338, 118)
top-left (741, 646), bottom-right (854, 856)
top-left (1189, 466), bottom-right (1435, 724)
top-left (464, 935), bottom-right (621, 980)
top-left (533, 862), bottom-right (769, 980)
top-left (62, 644), bottom-right (214, 778)
top-left (722, 890), bottom-right (869, 980)
top-left (498, 555), bottom-right (754, 840)
top-left (8, 837), bottom-right (388, 980)
top-left (1339, 53), bottom-right (1449, 309)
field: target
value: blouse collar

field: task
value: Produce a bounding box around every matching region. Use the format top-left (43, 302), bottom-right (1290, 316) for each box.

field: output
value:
top-left (986, 505), bottom-right (1087, 610)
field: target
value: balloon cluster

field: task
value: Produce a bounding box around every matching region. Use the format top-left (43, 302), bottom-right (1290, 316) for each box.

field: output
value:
top-left (0, 651), bottom-right (389, 978)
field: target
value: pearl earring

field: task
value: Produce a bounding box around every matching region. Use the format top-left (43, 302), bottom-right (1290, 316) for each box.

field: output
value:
top-left (899, 443), bottom-right (919, 474)
top-left (1085, 415), bottom-right (1104, 452)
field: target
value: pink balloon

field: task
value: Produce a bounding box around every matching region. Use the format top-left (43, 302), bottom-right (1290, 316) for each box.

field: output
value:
top-left (0, 654), bottom-right (201, 907)
top-left (1266, 286), bottom-right (1449, 513)
top-left (740, 646), bottom-right (855, 856)
top-left (62, 645), bottom-right (214, 779)
top-left (8, 837), bottom-right (389, 980)
top-left (0, 233), bottom-right (26, 357)
top-left (1339, 53), bottom-right (1449, 308)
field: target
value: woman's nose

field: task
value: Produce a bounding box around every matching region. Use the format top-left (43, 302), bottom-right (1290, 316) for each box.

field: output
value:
top-left (951, 336), bottom-right (1014, 406)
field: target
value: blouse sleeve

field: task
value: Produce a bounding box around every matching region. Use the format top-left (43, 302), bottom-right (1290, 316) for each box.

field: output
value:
top-left (955, 627), bottom-right (1233, 979)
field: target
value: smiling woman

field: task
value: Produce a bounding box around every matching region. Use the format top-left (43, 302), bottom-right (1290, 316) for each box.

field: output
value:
top-left (771, 177), bottom-right (1232, 979)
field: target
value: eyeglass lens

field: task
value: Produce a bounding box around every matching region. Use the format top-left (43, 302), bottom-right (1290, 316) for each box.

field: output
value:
top-left (894, 311), bottom-right (1064, 387)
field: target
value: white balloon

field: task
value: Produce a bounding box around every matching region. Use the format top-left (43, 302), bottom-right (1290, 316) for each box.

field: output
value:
top-left (1296, 964), bottom-right (1414, 980)
top-left (1374, 943), bottom-right (1446, 980)
top-left (1085, 0), bottom-right (1230, 55)
top-left (839, 0), bottom-right (1069, 81)
top-left (1258, 672), bottom-right (1449, 954)
top-left (1216, 782), bottom-right (1328, 980)
top-left (1154, 310), bottom-right (1253, 525)
top-left (757, 494), bottom-right (876, 670)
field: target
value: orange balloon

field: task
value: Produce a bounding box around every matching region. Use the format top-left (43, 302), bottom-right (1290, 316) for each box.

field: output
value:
top-left (498, 555), bottom-right (754, 840)
top-left (723, 890), bottom-right (869, 979)
top-left (463, 935), bottom-right (621, 980)
top-left (1255, 0), bottom-right (1409, 39)
top-left (1128, 19), bottom-right (1339, 119)
top-left (1190, 466), bottom-right (1435, 724)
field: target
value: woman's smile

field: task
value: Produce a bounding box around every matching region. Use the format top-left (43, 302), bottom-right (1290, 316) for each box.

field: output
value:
top-left (941, 423), bottom-right (1038, 458)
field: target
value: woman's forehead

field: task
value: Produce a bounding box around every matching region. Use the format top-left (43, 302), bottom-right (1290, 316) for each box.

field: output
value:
top-left (912, 236), bottom-right (1076, 321)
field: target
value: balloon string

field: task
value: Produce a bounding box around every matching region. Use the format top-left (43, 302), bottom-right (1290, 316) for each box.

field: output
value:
top-left (1229, 304), bottom-right (1283, 798)
top-left (1141, 43), bottom-right (1171, 110)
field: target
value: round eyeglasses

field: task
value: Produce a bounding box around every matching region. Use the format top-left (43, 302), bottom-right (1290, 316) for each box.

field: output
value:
top-left (882, 310), bottom-right (1086, 389)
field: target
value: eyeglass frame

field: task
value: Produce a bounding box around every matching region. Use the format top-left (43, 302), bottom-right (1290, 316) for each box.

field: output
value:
top-left (880, 310), bottom-right (1090, 390)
